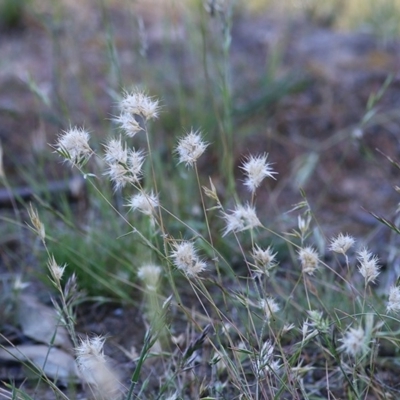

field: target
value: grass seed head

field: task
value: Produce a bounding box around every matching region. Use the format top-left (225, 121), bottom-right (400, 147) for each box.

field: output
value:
top-left (55, 127), bottom-right (92, 166)
top-left (104, 149), bottom-right (145, 191)
top-left (28, 203), bottom-right (45, 243)
top-left (357, 247), bottom-right (380, 284)
top-left (170, 241), bottom-right (207, 278)
top-left (251, 245), bottom-right (277, 276)
top-left (240, 153), bottom-right (277, 193)
top-left (297, 214), bottom-right (311, 237)
top-left (138, 264), bottom-right (162, 291)
top-left (176, 130), bottom-right (208, 167)
top-left (127, 190), bottom-right (159, 216)
top-left (259, 297), bottom-right (280, 321)
top-left (387, 286), bottom-right (400, 313)
top-left (76, 335), bottom-right (106, 371)
top-left (47, 255), bottom-right (67, 283)
top-left (127, 149), bottom-right (145, 180)
top-left (120, 89), bottom-right (160, 121)
top-left (76, 335), bottom-right (121, 399)
top-left (329, 233), bottom-right (355, 255)
top-left (307, 310), bottom-right (329, 333)
top-left (114, 112), bottom-right (143, 137)
top-left (339, 326), bottom-right (369, 357)
top-left (254, 340), bottom-right (281, 378)
top-left (222, 204), bottom-right (261, 236)
top-left (104, 162), bottom-right (132, 191)
top-left (103, 137), bottom-right (127, 164)
top-left (298, 246), bottom-right (319, 275)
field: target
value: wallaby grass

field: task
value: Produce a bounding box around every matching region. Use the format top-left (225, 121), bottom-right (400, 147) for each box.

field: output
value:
top-left (1, 1), bottom-right (400, 399)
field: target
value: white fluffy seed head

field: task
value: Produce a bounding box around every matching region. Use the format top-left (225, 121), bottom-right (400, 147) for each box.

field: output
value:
top-left (357, 247), bottom-right (380, 284)
top-left (240, 153), bottom-right (277, 193)
top-left (138, 264), bottom-right (162, 290)
top-left (56, 127), bottom-right (92, 166)
top-left (298, 247), bottom-right (319, 275)
top-left (126, 191), bottom-right (159, 216)
top-left (259, 297), bottom-right (280, 321)
top-left (176, 130), bottom-right (208, 167)
top-left (104, 163), bottom-right (132, 191)
top-left (253, 339), bottom-right (281, 378)
top-left (114, 112), bottom-right (143, 138)
top-left (103, 137), bottom-right (127, 164)
top-left (120, 90), bottom-right (160, 120)
top-left (127, 149), bottom-right (145, 180)
top-left (339, 326), bottom-right (369, 357)
top-left (170, 241), bottom-right (207, 278)
top-left (76, 335), bottom-right (106, 371)
top-left (104, 149), bottom-right (145, 191)
top-left (387, 286), bottom-right (400, 314)
top-left (329, 233), bottom-right (355, 255)
top-left (222, 204), bottom-right (261, 236)
top-left (251, 245), bottom-right (277, 276)
top-left (75, 335), bottom-right (121, 399)
top-left (252, 245), bottom-right (277, 268)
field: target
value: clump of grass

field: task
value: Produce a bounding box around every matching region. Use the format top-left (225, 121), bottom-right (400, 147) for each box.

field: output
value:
top-left (2, 2), bottom-right (400, 398)
top-left (4, 86), bottom-right (399, 399)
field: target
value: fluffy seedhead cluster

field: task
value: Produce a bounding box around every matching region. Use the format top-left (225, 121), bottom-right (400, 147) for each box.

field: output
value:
top-left (222, 203), bottom-right (261, 236)
top-left (55, 127), bottom-right (92, 167)
top-left (176, 129), bottom-right (209, 167)
top-left (253, 340), bottom-right (281, 378)
top-left (298, 246), bottom-right (319, 275)
top-left (250, 245), bottom-right (277, 277)
top-left (116, 89), bottom-right (160, 136)
top-left (387, 286), bottom-right (400, 313)
top-left (338, 326), bottom-right (369, 358)
top-left (357, 247), bottom-right (381, 284)
top-left (137, 264), bottom-right (162, 291)
top-left (259, 297), bottom-right (280, 321)
top-left (240, 153), bottom-right (277, 193)
top-left (329, 233), bottom-right (355, 255)
top-left (103, 139), bottom-right (146, 191)
top-left (170, 240), bottom-right (207, 278)
top-left (76, 335), bottom-right (121, 400)
top-left (37, 87), bottom-right (400, 399)
top-left (127, 190), bottom-right (159, 216)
